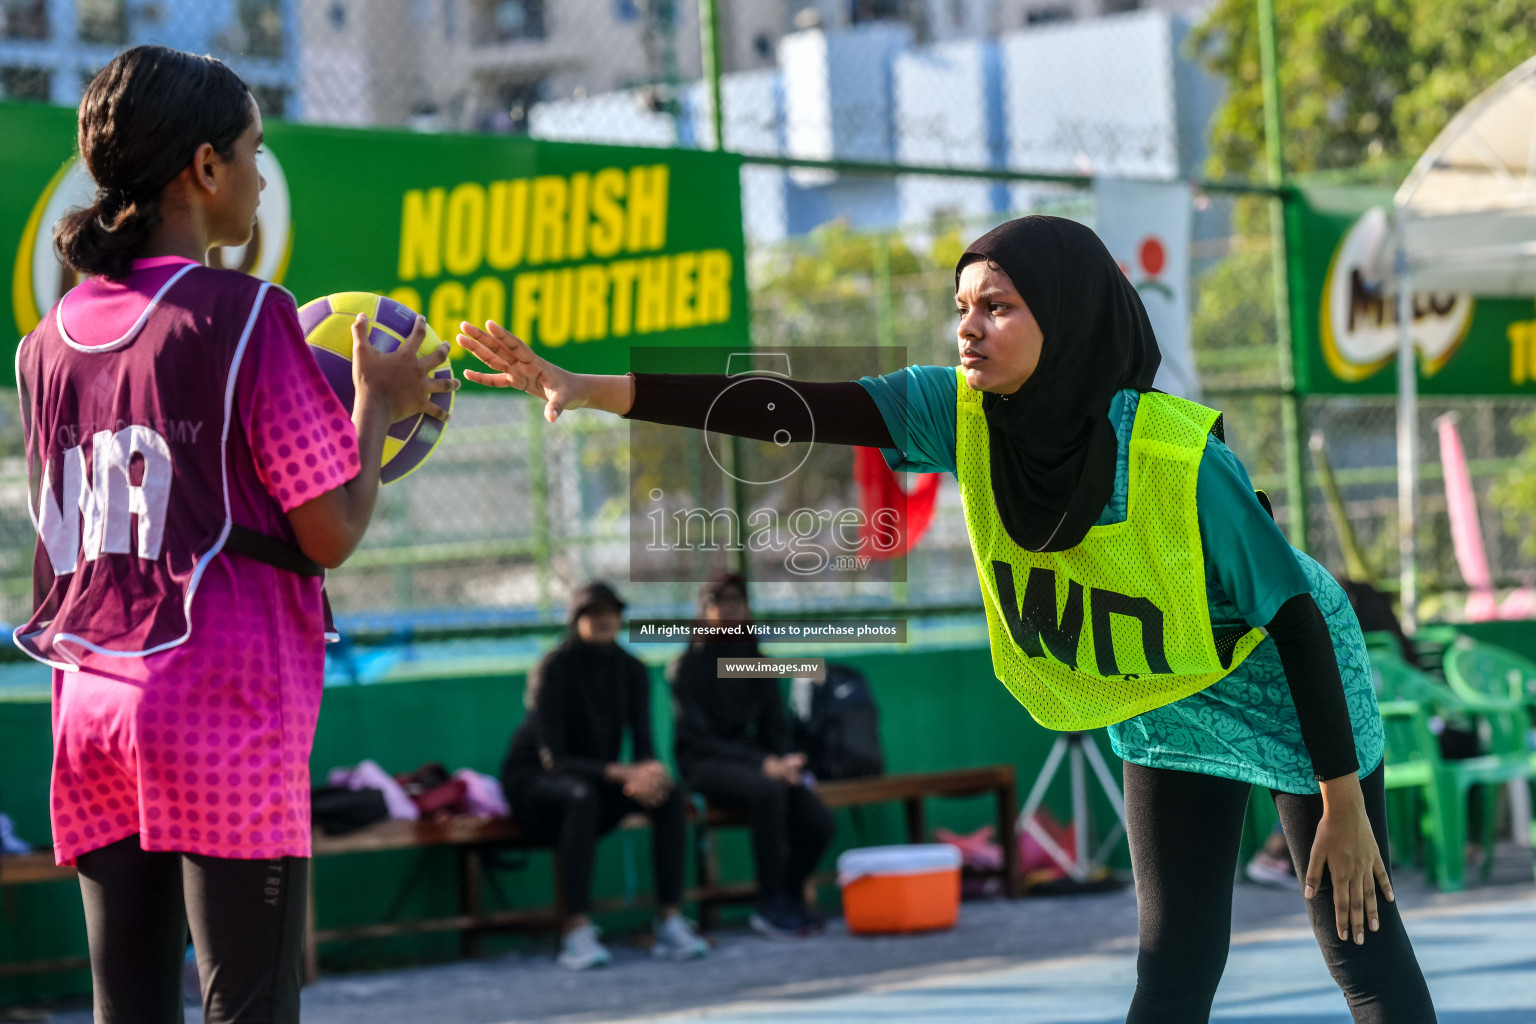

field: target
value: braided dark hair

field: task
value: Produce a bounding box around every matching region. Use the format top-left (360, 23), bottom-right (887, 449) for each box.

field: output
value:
top-left (54, 45), bottom-right (252, 280)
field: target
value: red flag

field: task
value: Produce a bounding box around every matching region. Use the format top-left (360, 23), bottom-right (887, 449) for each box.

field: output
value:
top-left (854, 447), bottom-right (942, 559)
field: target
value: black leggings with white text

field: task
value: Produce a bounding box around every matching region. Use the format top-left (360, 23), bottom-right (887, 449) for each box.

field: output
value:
top-left (75, 834), bottom-right (306, 1024)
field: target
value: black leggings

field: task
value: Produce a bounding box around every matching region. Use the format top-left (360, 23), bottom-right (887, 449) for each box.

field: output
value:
top-left (75, 834), bottom-right (306, 1024)
top-left (1124, 761), bottom-right (1435, 1023)
top-left (509, 774), bottom-right (688, 917)
top-left (686, 759), bottom-right (835, 903)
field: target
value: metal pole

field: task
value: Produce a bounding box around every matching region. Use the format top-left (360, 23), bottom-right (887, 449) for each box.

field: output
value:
top-left (699, 0), bottom-right (725, 150)
top-left (1395, 226), bottom-right (1418, 631)
top-left (1257, 0), bottom-right (1309, 551)
top-left (1069, 737), bottom-right (1089, 882)
top-left (735, 153), bottom-right (1287, 196)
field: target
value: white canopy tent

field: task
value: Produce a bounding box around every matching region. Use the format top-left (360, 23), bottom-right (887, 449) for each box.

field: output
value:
top-left (1386, 54), bottom-right (1536, 628)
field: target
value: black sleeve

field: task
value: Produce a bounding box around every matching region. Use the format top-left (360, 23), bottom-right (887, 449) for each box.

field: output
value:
top-left (669, 653), bottom-right (771, 766)
top-left (1265, 593), bottom-right (1360, 782)
top-left (628, 656), bottom-right (656, 763)
top-left (624, 373), bottom-right (895, 448)
top-left (533, 653), bottom-right (609, 781)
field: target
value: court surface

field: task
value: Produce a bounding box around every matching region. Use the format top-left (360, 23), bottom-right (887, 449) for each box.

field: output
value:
top-left (632, 897), bottom-right (1535, 1024)
top-left (36, 850), bottom-right (1536, 1023)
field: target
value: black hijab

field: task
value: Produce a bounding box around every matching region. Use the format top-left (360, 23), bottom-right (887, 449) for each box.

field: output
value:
top-left (957, 216), bottom-right (1161, 552)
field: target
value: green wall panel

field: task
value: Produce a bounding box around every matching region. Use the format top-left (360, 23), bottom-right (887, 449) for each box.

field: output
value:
top-left (3, 642), bottom-right (1140, 1001)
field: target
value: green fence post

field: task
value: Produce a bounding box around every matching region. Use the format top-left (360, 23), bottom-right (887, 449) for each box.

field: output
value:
top-left (872, 233), bottom-right (908, 603)
top-left (1258, 0), bottom-right (1309, 552)
top-left (528, 398), bottom-right (552, 617)
top-left (699, 0), bottom-right (725, 150)
top-left (699, 0), bottom-right (746, 579)
top-left (874, 233), bottom-right (895, 351)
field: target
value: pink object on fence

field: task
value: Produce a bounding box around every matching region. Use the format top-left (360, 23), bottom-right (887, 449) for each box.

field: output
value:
top-left (1499, 588), bottom-right (1536, 619)
top-left (1436, 413), bottom-right (1497, 621)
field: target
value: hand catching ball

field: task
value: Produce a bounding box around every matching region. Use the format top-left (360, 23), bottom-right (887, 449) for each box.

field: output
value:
top-left (298, 292), bottom-right (454, 484)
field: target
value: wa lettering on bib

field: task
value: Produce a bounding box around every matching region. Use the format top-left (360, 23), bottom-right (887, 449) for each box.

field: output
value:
top-left (37, 425), bottom-right (174, 572)
top-left (15, 266), bottom-right (267, 666)
top-left (954, 368), bottom-right (1264, 731)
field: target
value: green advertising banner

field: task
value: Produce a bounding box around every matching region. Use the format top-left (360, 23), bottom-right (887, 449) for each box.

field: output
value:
top-left (2, 101), bottom-right (749, 385)
top-left (1286, 183), bottom-right (1536, 396)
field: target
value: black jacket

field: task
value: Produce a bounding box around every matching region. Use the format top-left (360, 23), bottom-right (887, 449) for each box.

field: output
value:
top-left (670, 640), bottom-right (787, 777)
top-left (501, 637), bottom-right (655, 797)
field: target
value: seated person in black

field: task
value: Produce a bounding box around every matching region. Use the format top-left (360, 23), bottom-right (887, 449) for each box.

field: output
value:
top-left (670, 573), bottom-right (835, 938)
top-left (502, 582), bottom-right (709, 969)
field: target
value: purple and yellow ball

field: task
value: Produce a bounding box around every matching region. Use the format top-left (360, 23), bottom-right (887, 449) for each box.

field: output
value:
top-left (297, 292), bottom-right (454, 485)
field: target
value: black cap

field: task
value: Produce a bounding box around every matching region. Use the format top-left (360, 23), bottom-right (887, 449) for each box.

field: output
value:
top-left (568, 581), bottom-right (626, 622)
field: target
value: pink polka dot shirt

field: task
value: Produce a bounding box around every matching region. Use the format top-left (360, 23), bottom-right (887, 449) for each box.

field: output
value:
top-left (48, 257), bottom-right (360, 865)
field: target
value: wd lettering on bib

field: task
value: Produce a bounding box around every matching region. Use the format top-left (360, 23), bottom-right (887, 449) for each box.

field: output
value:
top-left (991, 563), bottom-right (1172, 677)
top-left (955, 369), bottom-right (1264, 731)
top-left (992, 563), bottom-right (1083, 667)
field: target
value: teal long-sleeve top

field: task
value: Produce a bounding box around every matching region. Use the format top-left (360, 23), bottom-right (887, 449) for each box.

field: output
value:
top-left (857, 365), bottom-right (1383, 794)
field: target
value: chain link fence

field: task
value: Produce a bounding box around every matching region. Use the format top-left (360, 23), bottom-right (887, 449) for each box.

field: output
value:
top-left (1, 0), bottom-right (1533, 627)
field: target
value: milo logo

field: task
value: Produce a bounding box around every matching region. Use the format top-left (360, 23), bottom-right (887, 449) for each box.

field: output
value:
top-left (12, 148), bottom-right (292, 336)
top-left (1319, 206), bottom-right (1474, 382)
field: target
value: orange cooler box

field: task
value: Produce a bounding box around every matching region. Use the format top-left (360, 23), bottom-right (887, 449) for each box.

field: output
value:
top-left (837, 844), bottom-right (962, 935)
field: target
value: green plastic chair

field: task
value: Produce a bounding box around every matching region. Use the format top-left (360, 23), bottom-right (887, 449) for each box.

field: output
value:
top-left (1370, 648), bottom-right (1528, 891)
top-left (1371, 647), bottom-right (1461, 875)
top-left (1442, 639), bottom-right (1536, 852)
top-left (1379, 699), bottom-right (1456, 883)
top-left (1370, 648), bottom-right (1474, 726)
top-left (1370, 649), bottom-right (1452, 874)
top-left (1362, 630), bottom-right (1402, 653)
top-left (1442, 638), bottom-right (1536, 710)
top-left (1410, 624), bottom-right (1464, 676)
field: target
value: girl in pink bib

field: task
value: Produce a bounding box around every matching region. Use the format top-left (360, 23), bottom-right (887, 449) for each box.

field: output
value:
top-left (16, 45), bottom-right (457, 1023)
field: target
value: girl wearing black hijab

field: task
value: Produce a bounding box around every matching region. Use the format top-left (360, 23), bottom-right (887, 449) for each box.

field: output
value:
top-left (462, 217), bottom-right (1435, 1023)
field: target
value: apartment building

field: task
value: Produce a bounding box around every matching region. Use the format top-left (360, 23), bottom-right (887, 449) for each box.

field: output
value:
top-left (0, 0), bottom-right (297, 112)
top-left (298, 0), bottom-right (720, 132)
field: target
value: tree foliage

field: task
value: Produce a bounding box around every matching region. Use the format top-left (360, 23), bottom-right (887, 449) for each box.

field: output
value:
top-left (1191, 0), bottom-right (1536, 183)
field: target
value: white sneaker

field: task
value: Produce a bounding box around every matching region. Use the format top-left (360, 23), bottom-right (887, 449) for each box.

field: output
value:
top-left (0, 813), bottom-right (30, 854)
top-left (652, 914), bottom-right (710, 961)
top-left (1244, 852), bottom-right (1296, 889)
top-left (557, 923), bottom-right (612, 971)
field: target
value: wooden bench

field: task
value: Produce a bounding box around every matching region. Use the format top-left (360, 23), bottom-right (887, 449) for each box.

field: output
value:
top-left (302, 811), bottom-right (753, 983)
top-left (0, 852), bottom-right (87, 979)
top-left (305, 766), bottom-right (1020, 978)
top-left (307, 814), bottom-right (548, 983)
top-left (693, 765), bottom-right (1021, 928)
top-left (4, 765), bottom-right (1021, 983)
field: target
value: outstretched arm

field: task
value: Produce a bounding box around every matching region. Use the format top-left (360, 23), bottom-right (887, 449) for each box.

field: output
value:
top-left (458, 320), bottom-right (895, 447)
top-left (459, 320), bottom-right (634, 418)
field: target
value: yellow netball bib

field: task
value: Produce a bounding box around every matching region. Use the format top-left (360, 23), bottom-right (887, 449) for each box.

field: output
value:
top-left (955, 368), bottom-right (1264, 731)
